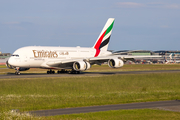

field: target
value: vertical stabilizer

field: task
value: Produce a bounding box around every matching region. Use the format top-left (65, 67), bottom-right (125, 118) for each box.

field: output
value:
top-left (93, 18), bottom-right (115, 57)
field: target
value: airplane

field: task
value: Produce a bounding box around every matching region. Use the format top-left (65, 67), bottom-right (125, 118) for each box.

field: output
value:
top-left (164, 54), bottom-right (175, 64)
top-left (6, 18), bottom-right (161, 75)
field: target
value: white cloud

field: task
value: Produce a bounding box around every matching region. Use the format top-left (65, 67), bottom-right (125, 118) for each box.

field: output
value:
top-left (117, 2), bottom-right (144, 8)
top-left (164, 4), bottom-right (180, 9)
top-left (147, 2), bottom-right (180, 9)
top-left (116, 2), bottom-right (180, 9)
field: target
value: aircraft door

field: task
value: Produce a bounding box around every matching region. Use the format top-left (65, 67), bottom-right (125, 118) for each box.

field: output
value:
top-left (24, 55), bottom-right (28, 62)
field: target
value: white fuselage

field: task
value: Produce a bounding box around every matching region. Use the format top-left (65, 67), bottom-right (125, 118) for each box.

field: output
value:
top-left (8, 46), bottom-right (112, 69)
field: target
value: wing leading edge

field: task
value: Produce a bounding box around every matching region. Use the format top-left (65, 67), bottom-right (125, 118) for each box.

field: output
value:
top-left (45, 55), bottom-right (162, 69)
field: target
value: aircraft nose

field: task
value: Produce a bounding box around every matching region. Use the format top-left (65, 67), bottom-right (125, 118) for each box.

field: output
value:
top-left (8, 57), bottom-right (15, 66)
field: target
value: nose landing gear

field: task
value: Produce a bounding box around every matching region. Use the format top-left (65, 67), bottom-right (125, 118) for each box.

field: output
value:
top-left (15, 67), bottom-right (20, 75)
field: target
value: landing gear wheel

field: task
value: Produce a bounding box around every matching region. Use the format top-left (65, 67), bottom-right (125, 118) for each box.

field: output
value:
top-left (70, 70), bottom-right (80, 74)
top-left (15, 68), bottom-right (20, 75)
top-left (15, 71), bottom-right (20, 75)
top-left (47, 70), bottom-right (55, 74)
top-left (57, 69), bottom-right (68, 74)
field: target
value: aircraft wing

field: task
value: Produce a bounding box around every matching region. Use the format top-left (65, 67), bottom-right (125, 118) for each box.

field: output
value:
top-left (46, 55), bottom-right (161, 67)
top-left (88, 55), bottom-right (161, 64)
top-left (46, 55), bottom-right (124, 67)
top-left (114, 55), bottom-right (162, 61)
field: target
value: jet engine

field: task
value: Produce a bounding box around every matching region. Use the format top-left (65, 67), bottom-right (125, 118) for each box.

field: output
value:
top-left (108, 58), bottom-right (124, 68)
top-left (73, 61), bottom-right (91, 71)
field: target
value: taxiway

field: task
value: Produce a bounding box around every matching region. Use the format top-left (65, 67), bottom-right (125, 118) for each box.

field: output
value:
top-left (29, 100), bottom-right (180, 116)
top-left (1, 70), bottom-right (180, 79)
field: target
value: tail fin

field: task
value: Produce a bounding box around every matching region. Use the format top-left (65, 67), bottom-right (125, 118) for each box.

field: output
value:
top-left (93, 18), bottom-right (115, 57)
top-left (169, 53), bottom-right (173, 60)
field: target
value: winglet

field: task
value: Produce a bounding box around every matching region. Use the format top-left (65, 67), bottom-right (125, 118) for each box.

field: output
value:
top-left (93, 18), bottom-right (115, 57)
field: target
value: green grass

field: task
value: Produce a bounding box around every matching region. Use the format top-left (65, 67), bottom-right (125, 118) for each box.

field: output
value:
top-left (0, 110), bottom-right (40, 120)
top-left (0, 65), bottom-right (6, 68)
top-left (1, 109), bottom-right (180, 120)
top-left (1, 71), bottom-right (180, 119)
top-left (45, 109), bottom-right (180, 120)
top-left (0, 73), bottom-right (180, 112)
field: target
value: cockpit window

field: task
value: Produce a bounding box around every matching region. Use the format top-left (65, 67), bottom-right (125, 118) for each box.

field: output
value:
top-left (11, 54), bottom-right (19, 57)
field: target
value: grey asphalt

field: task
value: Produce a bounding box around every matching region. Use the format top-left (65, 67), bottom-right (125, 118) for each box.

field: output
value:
top-left (29, 100), bottom-right (180, 116)
top-left (1, 69), bottom-right (180, 79)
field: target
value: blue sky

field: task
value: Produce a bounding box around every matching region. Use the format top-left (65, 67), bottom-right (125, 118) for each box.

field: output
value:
top-left (0, 0), bottom-right (180, 53)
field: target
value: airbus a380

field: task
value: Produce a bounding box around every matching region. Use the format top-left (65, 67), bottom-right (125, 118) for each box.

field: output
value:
top-left (6, 18), bottom-right (160, 75)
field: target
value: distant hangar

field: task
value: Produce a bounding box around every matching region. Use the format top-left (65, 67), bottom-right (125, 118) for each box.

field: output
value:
top-left (113, 50), bottom-right (180, 64)
top-left (113, 50), bottom-right (180, 57)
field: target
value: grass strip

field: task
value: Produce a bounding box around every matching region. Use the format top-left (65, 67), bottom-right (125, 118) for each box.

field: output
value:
top-left (45, 109), bottom-right (180, 120)
top-left (1, 109), bottom-right (180, 120)
top-left (0, 73), bottom-right (180, 112)
top-left (0, 65), bottom-right (6, 68)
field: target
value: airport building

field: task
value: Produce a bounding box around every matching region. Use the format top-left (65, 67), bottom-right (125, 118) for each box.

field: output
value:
top-left (113, 50), bottom-right (160, 64)
top-left (0, 51), bottom-right (11, 65)
top-left (113, 50), bottom-right (180, 64)
top-left (113, 50), bottom-right (153, 56)
top-left (113, 50), bottom-right (180, 57)
top-left (154, 50), bottom-right (180, 56)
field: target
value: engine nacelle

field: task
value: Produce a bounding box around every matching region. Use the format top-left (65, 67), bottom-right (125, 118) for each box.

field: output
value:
top-left (73, 61), bottom-right (91, 71)
top-left (108, 59), bottom-right (124, 68)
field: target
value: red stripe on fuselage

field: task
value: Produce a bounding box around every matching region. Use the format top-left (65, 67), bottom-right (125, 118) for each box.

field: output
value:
top-left (94, 30), bottom-right (106, 57)
top-left (94, 49), bottom-right (100, 57)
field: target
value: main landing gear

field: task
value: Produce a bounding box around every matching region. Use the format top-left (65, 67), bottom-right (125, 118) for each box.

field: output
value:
top-left (70, 70), bottom-right (81, 74)
top-left (46, 69), bottom-right (81, 74)
top-left (47, 70), bottom-right (55, 74)
top-left (57, 69), bottom-right (68, 74)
